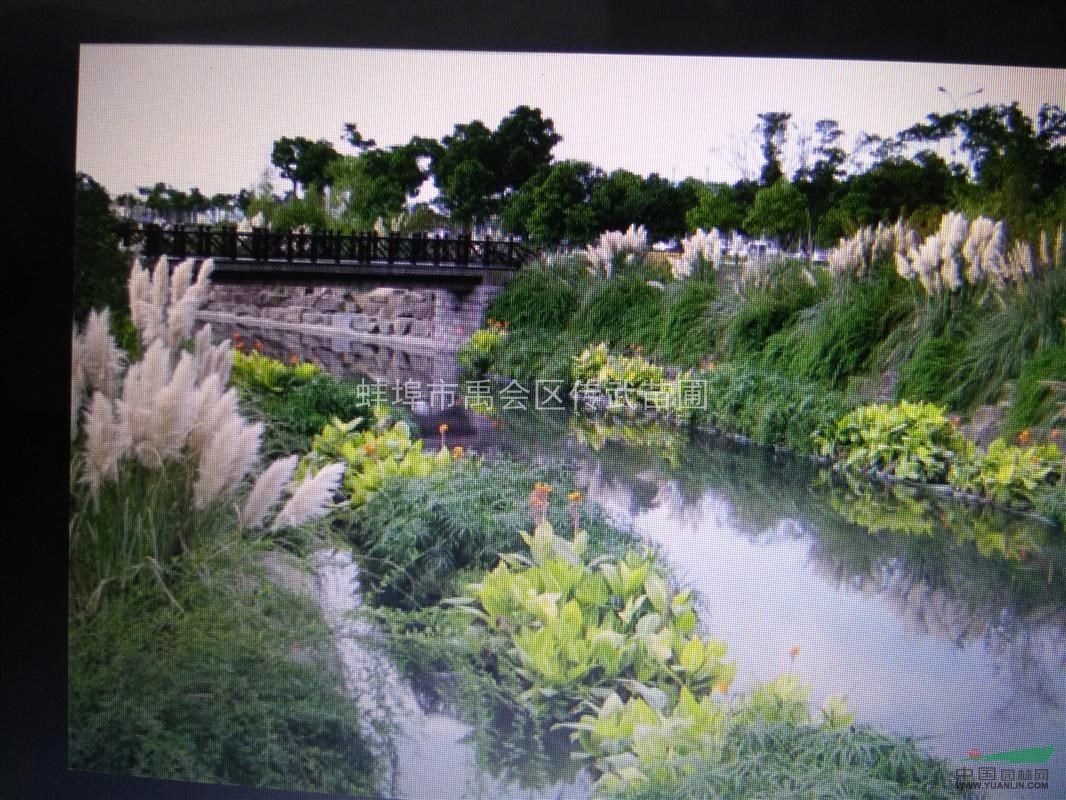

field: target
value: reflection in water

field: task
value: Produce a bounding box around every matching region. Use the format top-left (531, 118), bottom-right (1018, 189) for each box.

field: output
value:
top-left (226, 321), bottom-right (1065, 796)
top-left (483, 411), bottom-right (1066, 792)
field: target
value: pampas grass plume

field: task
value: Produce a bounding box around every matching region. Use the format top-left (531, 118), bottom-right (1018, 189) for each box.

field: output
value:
top-left (272, 462), bottom-right (345, 530)
top-left (240, 454), bottom-right (299, 528)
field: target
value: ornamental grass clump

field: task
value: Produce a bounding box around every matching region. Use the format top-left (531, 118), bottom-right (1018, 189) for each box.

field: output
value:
top-left (586, 225), bottom-right (649, 278)
top-left (827, 219), bottom-right (918, 281)
top-left (70, 256), bottom-right (344, 615)
top-left (893, 213), bottom-right (1062, 295)
top-left (675, 228), bottom-right (725, 279)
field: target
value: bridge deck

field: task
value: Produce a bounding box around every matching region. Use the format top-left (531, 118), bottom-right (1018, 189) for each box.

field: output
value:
top-left (118, 223), bottom-right (539, 276)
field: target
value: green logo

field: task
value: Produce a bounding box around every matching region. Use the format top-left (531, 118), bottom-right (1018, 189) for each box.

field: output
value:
top-left (967, 746), bottom-right (1054, 764)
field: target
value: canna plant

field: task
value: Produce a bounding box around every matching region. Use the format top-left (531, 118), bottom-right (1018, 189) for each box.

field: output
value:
top-left (948, 437), bottom-right (1063, 507)
top-left (815, 400), bottom-right (968, 482)
top-left (450, 521), bottom-right (735, 708)
top-left (300, 414), bottom-right (451, 507)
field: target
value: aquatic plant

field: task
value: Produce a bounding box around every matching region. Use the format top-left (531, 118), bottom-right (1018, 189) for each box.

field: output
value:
top-left (231, 348), bottom-right (319, 393)
top-left (302, 415), bottom-right (448, 508)
top-left (451, 521), bottom-right (735, 706)
top-left (948, 437), bottom-right (1063, 507)
top-left (815, 400), bottom-right (967, 482)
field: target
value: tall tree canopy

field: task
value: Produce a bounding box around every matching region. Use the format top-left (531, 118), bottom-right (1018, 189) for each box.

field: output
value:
top-left (428, 106), bottom-right (561, 229)
top-left (757, 111), bottom-right (793, 186)
top-left (270, 136), bottom-right (342, 197)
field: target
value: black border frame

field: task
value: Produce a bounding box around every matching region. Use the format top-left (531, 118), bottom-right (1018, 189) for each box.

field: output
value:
top-left (4, 2), bottom-right (1065, 798)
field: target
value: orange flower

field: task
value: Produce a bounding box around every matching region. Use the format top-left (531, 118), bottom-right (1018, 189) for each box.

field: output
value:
top-left (235, 341), bottom-right (246, 352)
top-left (364, 441), bottom-right (376, 455)
top-left (715, 681), bottom-right (730, 694)
top-left (438, 423), bottom-right (449, 434)
top-left (568, 491), bottom-right (582, 503)
top-left (231, 331), bottom-right (242, 340)
top-left (451, 445), bottom-right (464, 459)
top-left (1050, 429), bottom-right (1062, 441)
top-left (288, 354), bottom-right (299, 365)
top-left (788, 645), bottom-right (800, 661)
top-left (1018, 429), bottom-right (1031, 445)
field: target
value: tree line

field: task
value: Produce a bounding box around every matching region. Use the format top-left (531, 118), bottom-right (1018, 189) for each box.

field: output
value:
top-left (99, 101), bottom-right (1065, 251)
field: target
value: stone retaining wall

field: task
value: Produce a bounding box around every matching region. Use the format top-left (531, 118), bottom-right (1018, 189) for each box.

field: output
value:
top-left (201, 281), bottom-right (501, 347)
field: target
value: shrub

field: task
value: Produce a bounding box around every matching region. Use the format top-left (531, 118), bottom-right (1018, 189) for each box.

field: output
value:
top-left (457, 327), bottom-right (506, 377)
top-left (723, 276), bottom-right (825, 361)
top-left (348, 457), bottom-right (629, 609)
top-left (947, 266), bottom-right (1066, 410)
top-left (572, 343), bottom-right (666, 389)
top-left (762, 267), bottom-right (910, 390)
top-left (485, 264), bottom-right (580, 332)
top-left (244, 372), bottom-right (379, 457)
top-left (895, 336), bottom-right (964, 403)
top-left (690, 364), bottom-right (851, 453)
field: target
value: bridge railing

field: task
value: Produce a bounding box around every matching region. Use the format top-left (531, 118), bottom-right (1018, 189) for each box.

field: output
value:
top-left (117, 223), bottom-right (539, 270)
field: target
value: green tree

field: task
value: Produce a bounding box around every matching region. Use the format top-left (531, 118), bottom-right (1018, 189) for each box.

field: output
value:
top-left (330, 144), bottom-right (426, 230)
top-left (73, 173), bottom-right (128, 322)
top-left (270, 136), bottom-right (342, 198)
top-left (503, 160), bottom-right (602, 246)
top-left (686, 183), bottom-right (747, 233)
top-left (744, 180), bottom-right (808, 247)
top-left (428, 106), bottom-right (561, 231)
top-left (589, 169), bottom-right (645, 232)
top-left (757, 111), bottom-right (793, 186)
top-left (901, 102), bottom-right (1066, 234)
top-left (492, 105), bottom-right (562, 197)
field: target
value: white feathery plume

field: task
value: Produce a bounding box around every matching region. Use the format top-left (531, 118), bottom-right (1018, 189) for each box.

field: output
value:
top-left (272, 462), bottom-right (345, 530)
top-left (143, 351), bottom-right (198, 466)
top-left (168, 258), bottom-right (196, 306)
top-left (193, 416), bottom-right (264, 508)
top-left (71, 327), bottom-right (85, 438)
top-left (1039, 229), bottom-right (1052, 270)
top-left (586, 225), bottom-right (648, 278)
top-left (81, 391), bottom-right (131, 496)
top-left (1054, 223), bottom-right (1064, 268)
top-left (240, 454), bottom-right (300, 528)
top-left (78, 308), bottom-right (125, 398)
top-left (127, 257), bottom-right (152, 336)
top-left (144, 256), bottom-right (170, 344)
top-left (117, 339), bottom-right (173, 469)
top-left (677, 228), bottom-right (723, 278)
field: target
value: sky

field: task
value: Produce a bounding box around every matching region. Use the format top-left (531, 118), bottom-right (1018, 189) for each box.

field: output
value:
top-left (76, 45), bottom-right (1065, 200)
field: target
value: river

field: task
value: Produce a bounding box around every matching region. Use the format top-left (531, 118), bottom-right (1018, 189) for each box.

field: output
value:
top-left (220, 322), bottom-right (1066, 799)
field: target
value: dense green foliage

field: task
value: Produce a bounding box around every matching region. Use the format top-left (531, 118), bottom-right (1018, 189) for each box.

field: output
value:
top-left (73, 172), bottom-right (129, 323)
top-left (691, 364), bottom-right (851, 453)
top-left (1006, 344), bottom-right (1066, 434)
top-left (578, 277), bottom-right (666, 351)
top-left (659, 280), bottom-right (718, 367)
top-left (69, 544), bottom-right (378, 794)
top-left (231, 350), bottom-right (378, 456)
top-left (484, 263), bottom-right (581, 331)
top-left (608, 721), bottom-right (964, 800)
top-left (347, 456), bottom-right (629, 610)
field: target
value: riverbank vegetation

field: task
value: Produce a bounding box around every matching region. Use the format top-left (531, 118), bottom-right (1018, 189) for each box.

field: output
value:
top-left (70, 254), bottom-right (978, 796)
top-left (459, 209), bottom-right (1064, 525)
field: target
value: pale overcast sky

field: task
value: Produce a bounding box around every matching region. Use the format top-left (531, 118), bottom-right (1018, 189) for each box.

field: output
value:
top-left (76, 45), bottom-right (1064, 198)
